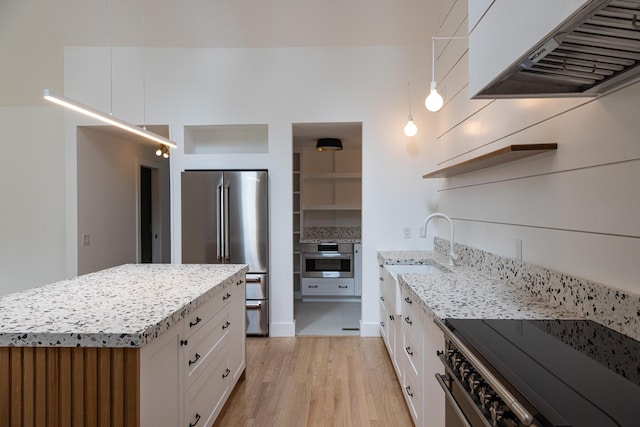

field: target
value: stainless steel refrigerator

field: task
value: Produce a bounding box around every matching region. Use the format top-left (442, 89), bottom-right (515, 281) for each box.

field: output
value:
top-left (181, 170), bottom-right (269, 336)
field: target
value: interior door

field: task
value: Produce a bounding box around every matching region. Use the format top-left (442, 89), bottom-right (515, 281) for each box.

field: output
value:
top-left (181, 171), bottom-right (223, 263)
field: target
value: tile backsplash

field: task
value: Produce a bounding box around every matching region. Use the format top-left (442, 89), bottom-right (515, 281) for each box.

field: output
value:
top-left (302, 227), bottom-right (361, 240)
top-left (435, 237), bottom-right (640, 341)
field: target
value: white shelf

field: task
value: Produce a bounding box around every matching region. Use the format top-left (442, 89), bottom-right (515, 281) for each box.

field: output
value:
top-left (303, 204), bottom-right (361, 211)
top-left (302, 172), bottom-right (361, 180)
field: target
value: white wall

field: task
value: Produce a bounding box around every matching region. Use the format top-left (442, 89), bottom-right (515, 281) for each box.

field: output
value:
top-left (432, 0), bottom-right (640, 296)
top-left (76, 127), bottom-right (171, 275)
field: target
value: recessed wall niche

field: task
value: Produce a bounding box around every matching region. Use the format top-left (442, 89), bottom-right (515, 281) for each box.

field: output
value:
top-left (184, 124), bottom-right (268, 154)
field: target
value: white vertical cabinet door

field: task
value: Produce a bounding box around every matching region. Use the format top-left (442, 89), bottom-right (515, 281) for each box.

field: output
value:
top-left (140, 322), bottom-right (181, 427)
top-left (422, 314), bottom-right (446, 427)
top-left (229, 278), bottom-right (246, 381)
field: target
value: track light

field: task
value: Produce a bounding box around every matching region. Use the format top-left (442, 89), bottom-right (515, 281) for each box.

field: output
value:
top-left (44, 90), bottom-right (177, 149)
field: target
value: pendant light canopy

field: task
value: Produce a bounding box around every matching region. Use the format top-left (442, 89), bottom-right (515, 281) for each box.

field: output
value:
top-left (316, 138), bottom-right (343, 151)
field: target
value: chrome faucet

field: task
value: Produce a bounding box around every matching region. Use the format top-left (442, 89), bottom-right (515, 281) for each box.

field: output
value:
top-left (424, 213), bottom-right (458, 266)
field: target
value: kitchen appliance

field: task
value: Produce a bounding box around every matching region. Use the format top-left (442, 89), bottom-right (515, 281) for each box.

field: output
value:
top-left (301, 243), bottom-right (354, 278)
top-left (436, 318), bottom-right (640, 426)
top-left (475, 0), bottom-right (640, 98)
top-left (181, 170), bottom-right (269, 336)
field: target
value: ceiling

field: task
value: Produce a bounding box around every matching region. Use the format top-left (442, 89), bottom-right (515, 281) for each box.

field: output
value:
top-left (292, 122), bottom-right (362, 150)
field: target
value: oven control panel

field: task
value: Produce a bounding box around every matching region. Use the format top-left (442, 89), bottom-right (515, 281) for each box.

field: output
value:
top-left (439, 340), bottom-right (539, 427)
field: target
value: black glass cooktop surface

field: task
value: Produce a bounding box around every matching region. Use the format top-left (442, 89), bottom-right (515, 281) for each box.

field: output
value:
top-left (445, 318), bottom-right (640, 427)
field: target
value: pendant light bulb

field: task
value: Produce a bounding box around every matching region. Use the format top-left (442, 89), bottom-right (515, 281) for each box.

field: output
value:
top-left (404, 115), bottom-right (417, 137)
top-left (155, 145), bottom-right (163, 156)
top-left (425, 81), bottom-right (444, 112)
top-left (162, 147), bottom-right (170, 158)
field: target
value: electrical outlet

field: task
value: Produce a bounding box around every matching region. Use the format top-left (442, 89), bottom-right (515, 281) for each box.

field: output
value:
top-left (419, 226), bottom-right (426, 238)
top-left (82, 234), bottom-right (90, 247)
top-left (403, 227), bottom-right (411, 239)
top-left (516, 239), bottom-right (522, 260)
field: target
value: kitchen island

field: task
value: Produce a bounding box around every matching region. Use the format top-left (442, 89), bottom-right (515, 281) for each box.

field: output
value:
top-left (0, 263), bottom-right (247, 427)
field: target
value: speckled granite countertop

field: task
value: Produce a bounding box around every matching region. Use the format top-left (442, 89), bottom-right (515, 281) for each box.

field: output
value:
top-left (0, 263), bottom-right (247, 348)
top-left (378, 250), bottom-right (582, 324)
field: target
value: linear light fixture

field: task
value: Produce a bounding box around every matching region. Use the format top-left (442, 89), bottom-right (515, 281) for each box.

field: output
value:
top-left (43, 89), bottom-right (177, 149)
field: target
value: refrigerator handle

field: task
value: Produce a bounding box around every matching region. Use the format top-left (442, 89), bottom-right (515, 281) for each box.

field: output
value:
top-left (216, 184), bottom-right (223, 260)
top-left (224, 185), bottom-right (230, 261)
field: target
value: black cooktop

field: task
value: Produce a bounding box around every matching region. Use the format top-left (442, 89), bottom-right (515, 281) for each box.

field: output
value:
top-left (446, 318), bottom-right (640, 427)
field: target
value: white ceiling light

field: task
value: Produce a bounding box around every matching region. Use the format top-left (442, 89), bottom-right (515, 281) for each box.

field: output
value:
top-left (403, 82), bottom-right (417, 137)
top-left (425, 36), bottom-right (467, 112)
top-left (44, 90), bottom-right (177, 148)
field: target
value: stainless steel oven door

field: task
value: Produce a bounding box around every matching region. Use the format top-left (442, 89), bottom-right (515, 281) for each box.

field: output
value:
top-left (435, 372), bottom-right (490, 427)
top-left (301, 243), bottom-right (354, 278)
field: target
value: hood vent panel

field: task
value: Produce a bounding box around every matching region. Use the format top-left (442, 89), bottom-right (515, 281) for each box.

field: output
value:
top-left (475, 0), bottom-right (640, 98)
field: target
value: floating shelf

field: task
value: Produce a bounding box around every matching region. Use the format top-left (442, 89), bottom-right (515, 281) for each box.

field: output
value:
top-left (423, 144), bottom-right (558, 178)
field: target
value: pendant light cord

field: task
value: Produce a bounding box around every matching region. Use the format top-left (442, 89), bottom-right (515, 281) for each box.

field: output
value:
top-left (141, 0), bottom-right (146, 129)
top-left (407, 82), bottom-right (412, 116)
top-left (109, 0), bottom-right (113, 115)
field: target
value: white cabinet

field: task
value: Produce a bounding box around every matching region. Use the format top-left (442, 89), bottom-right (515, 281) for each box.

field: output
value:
top-left (379, 265), bottom-right (401, 377)
top-left (399, 286), bottom-right (423, 425)
top-left (379, 264), bottom-right (446, 427)
top-left (140, 274), bottom-right (246, 427)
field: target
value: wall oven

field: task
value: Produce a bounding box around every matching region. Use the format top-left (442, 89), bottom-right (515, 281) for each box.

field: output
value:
top-left (435, 318), bottom-right (640, 427)
top-left (301, 243), bottom-right (353, 278)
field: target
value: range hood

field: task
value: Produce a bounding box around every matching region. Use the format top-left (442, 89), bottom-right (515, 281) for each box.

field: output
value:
top-left (475, 0), bottom-right (640, 98)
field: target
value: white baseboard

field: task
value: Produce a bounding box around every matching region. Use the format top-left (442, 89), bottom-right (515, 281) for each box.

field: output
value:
top-left (269, 321), bottom-right (296, 337)
top-left (359, 321), bottom-right (381, 337)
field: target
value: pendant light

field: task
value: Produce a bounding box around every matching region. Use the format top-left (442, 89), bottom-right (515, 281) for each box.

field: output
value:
top-left (43, 0), bottom-right (177, 150)
top-left (403, 82), bottom-right (417, 137)
top-left (315, 138), bottom-right (343, 151)
top-left (425, 36), bottom-right (467, 113)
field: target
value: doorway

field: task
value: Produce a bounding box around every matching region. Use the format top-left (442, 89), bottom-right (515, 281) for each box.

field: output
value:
top-left (139, 165), bottom-right (161, 263)
top-left (292, 122), bottom-right (362, 336)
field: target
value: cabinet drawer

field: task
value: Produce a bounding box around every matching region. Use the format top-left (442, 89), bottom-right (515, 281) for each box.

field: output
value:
top-left (402, 329), bottom-right (421, 376)
top-left (183, 309), bottom-right (231, 391)
top-left (402, 357), bottom-right (422, 425)
top-left (185, 286), bottom-right (233, 339)
top-left (401, 291), bottom-right (422, 345)
top-left (184, 345), bottom-right (230, 427)
top-left (301, 279), bottom-right (354, 296)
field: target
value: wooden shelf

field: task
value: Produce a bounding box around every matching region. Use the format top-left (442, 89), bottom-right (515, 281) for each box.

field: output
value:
top-left (422, 144), bottom-right (558, 178)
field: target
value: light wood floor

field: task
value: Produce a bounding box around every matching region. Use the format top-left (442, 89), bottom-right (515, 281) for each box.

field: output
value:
top-left (213, 337), bottom-right (414, 427)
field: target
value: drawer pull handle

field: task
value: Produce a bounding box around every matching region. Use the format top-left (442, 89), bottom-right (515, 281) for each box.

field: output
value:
top-left (380, 321), bottom-right (385, 327)
top-left (380, 296), bottom-right (384, 301)
top-left (389, 315), bottom-right (395, 321)
top-left (223, 292), bottom-right (231, 300)
top-left (180, 339), bottom-right (188, 346)
top-left (188, 353), bottom-right (201, 366)
top-left (222, 368), bottom-right (231, 378)
top-left (405, 386), bottom-right (413, 398)
top-left (189, 317), bottom-right (202, 328)
top-left (404, 316), bottom-right (413, 325)
top-left (309, 285), bottom-right (318, 288)
top-left (246, 302), bottom-right (262, 310)
top-left (405, 346), bottom-right (413, 356)
top-left (338, 285), bottom-right (348, 289)
top-left (189, 413), bottom-right (201, 427)
top-left (222, 321), bottom-right (231, 330)
top-left (404, 297), bottom-right (412, 304)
